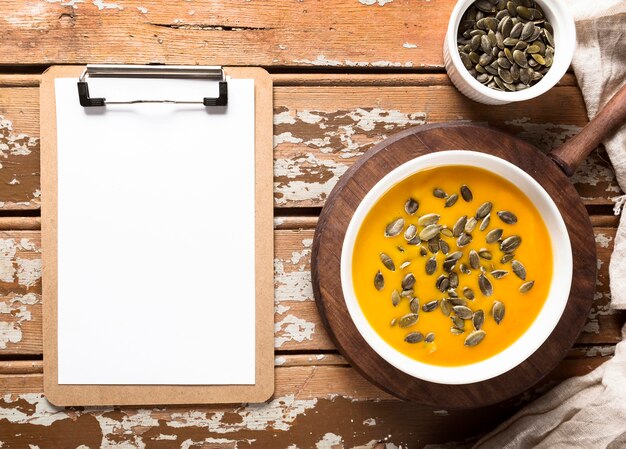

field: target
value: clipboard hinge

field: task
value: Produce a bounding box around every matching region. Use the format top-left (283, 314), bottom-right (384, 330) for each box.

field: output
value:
top-left (77, 65), bottom-right (228, 107)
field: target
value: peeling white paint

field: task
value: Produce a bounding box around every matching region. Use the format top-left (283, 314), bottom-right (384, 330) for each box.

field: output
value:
top-left (92, 0), bottom-right (123, 10)
top-left (582, 345), bottom-right (616, 357)
top-left (293, 56), bottom-right (412, 68)
top-left (275, 356), bottom-right (287, 366)
top-left (137, 6), bottom-right (148, 13)
top-left (274, 252), bottom-right (312, 301)
top-left (43, 0), bottom-right (85, 8)
top-left (274, 314), bottom-right (315, 348)
top-left (403, 42), bottom-right (418, 48)
top-left (167, 394), bottom-right (318, 433)
top-left (595, 233), bottom-right (614, 248)
top-left (359, 0), bottom-right (394, 5)
top-left (363, 418), bottom-right (377, 426)
top-left (275, 303), bottom-right (290, 315)
top-left (316, 432), bottom-right (344, 448)
top-left (0, 394), bottom-right (71, 426)
top-left (16, 258), bottom-right (42, 288)
top-left (0, 292), bottom-right (40, 348)
top-left (504, 118), bottom-right (582, 151)
top-left (582, 320), bottom-right (600, 334)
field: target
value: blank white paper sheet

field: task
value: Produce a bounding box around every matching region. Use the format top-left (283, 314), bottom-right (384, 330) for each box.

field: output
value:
top-left (55, 77), bottom-right (256, 384)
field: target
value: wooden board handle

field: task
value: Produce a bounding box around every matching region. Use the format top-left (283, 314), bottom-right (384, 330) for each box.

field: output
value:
top-left (550, 83), bottom-right (626, 177)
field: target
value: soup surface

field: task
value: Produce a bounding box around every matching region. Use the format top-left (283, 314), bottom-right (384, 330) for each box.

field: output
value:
top-left (352, 165), bottom-right (553, 366)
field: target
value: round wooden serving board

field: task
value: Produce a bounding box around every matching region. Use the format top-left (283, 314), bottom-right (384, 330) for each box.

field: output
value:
top-left (311, 123), bottom-right (597, 409)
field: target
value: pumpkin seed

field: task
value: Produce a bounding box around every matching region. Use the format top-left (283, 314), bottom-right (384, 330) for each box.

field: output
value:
top-left (426, 256), bottom-right (437, 275)
top-left (500, 253), bottom-right (515, 264)
top-left (425, 332), bottom-right (436, 343)
top-left (428, 237), bottom-right (440, 254)
top-left (461, 185), bottom-right (473, 202)
top-left (457, 232), bottom-right (472, 247)
top-left (465, 216), bottom-right (478, 233)
top-left (452, 315), bottom-right (466, 329)
top-left (513, 49), bottom-right (528, 67)
top-left (451, 327), bottom-right (465, 335)
top-left (473, 309), bottom-right (485, 330)
top-left (500, 235), bottom-right (522, 253)
top-left (476, 201), bottom-right (493, 219)
top-left (492, 300), bottom-right (505, 324)
top-left (463, 286), bottom-right (475, 300)
top-left (399, 313), bottom-right (419, 328)
top-left (446, 251), bottom-right (464, 262)
top-left (400, 261), bottom-right (411, 269)
top-left (497, 210), bottom-right (518, 224)
top-left (419, 246), bottom-right (428, 257)
top-left (449, 272), bottom-right (459, 288)
top-left (418, 213), bottom-right (440, 226)
top-left (385, 218), bottom-right (404, 237)
top-left (433, 188), bottom-right (447, 198)
top-left (440, 298), bottom-right (452, 316)
top-left (404, 224), bottom-right (417, 241)
top-left (443, 258), bottom-right (456, 273)
top-left (422, 300), bottom-right (439, 312)
top-left (374, 270), bottom-right (384, 291)
top-left (404, 332), bottom-right (423, 343)
top-left (478, 248), bottom-right (493, 260)
top-left (469, 249), bottom-right (480, 269)
top-left (453, 305), bottom-right (473, 320)
top-left (520, 280), bottom-right (535, 293)
top-left (404, 198), bottom-right (419, 215)
top-left (402, 273), bottom-right (416, 290)
top-left (440, 239), bottom-right (451, 255)
top-left (380, 253), bottom-right (395, 271)
top-left (420, 224), bottom-right (443, 241)
top-left (391, 290), bottom-right (401, 307)
top-left (465, 330), bottom-right (486, 346)
top-left (409, 297), bottom-right (420, 314)
top-left (512, 260), bottom-right (527, 280)
top-left (441, 227), bottom-right (454, 238)
top-left (491, 269), bottom-right (509, 279)
top-left (486, 228), bottom-right (504, 243)
top-left (460, 263), bottom-right (471, 275)
top-left (479, 273), bottom-right (493, 296)
top-left (445, 193), bottom-right (459, 208)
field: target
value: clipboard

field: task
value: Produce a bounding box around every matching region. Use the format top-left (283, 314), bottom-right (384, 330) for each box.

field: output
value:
top-left (40, 65), bottom-right (274, 406)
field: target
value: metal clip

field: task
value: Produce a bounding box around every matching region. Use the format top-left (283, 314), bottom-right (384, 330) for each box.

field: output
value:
top-left (77, 64), bottom-right (228, 107)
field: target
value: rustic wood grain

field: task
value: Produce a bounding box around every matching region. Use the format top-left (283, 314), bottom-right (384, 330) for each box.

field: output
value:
top-left (0, 351), bottom-right (614, 449)
top-left (0, 76), bottom-right (622, 210)
top-left (0, 0), bottom-right (456, 68)
top-left (0, 225), bottom-right (622, 356)
top-left (313, 124), bottom-right (598, 407)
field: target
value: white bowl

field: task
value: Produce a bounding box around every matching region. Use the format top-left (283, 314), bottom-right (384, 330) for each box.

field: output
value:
top-left (340, 150), bottom-right (572, 384)
top-left (443, 0), bottom-right (576, 105)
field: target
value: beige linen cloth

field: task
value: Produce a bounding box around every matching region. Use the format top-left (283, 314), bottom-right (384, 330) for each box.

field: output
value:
top-left (473, 1), bottom-right (626, 448)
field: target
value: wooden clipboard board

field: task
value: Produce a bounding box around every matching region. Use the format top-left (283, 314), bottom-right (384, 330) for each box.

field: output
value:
top-left (40, 65), bottom-right (274, 406)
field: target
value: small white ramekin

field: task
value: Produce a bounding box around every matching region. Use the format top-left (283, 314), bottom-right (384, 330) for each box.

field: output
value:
top-left (443, 0), bottom-right (576, 105)
top-left (340, 151), bottom-right (573, 385)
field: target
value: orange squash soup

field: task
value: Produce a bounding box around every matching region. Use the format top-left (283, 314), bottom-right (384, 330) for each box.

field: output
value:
top-left (352, 165), bottom-right (552, 366)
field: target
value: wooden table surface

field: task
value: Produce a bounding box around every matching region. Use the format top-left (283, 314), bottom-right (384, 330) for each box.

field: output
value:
top-left (0, 1), bottom-right (624, 447)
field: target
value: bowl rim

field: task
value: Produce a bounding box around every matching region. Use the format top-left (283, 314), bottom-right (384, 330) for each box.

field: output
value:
top-left (340, 150), bottom-right (573, 384)
top-left (445, 0), bottom-right (576, 103)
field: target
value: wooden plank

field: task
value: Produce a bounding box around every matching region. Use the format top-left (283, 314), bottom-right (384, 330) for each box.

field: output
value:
top-left (0, 83), bottom-right (40, 210)
top-left (0, 226), bottom-right (623, 355)
top-left (273, 84), bottom-right (620, 208)
top-left (1, 0), bottom-right (455, 68)
top-left (0, 353), bottom-right (613, 449)
top-left (0, 76), bottom-right (620, 211)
